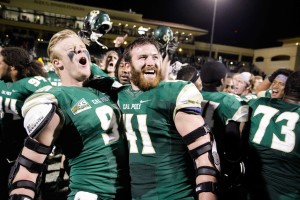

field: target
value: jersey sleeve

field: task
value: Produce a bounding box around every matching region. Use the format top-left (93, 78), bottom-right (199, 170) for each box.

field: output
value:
top-left (224, 94), bottom-right (249, 123)
top-left (173, 82), bottom-right (203, 119)
top-left (22, 90), bottom-right (59, 118)
top-left (91, 63), bottom-right (109, 77)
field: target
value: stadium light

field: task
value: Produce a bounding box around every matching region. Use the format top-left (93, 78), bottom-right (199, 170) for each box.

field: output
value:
top-left (209, 0), bottom-right (217, 58)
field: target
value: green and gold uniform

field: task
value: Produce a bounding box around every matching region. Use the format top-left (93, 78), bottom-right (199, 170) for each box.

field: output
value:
top-left (23, 86), bottom-right (130, 200)
top-left (246, 97), bottom-right (300, 200)
top-left (0, 80), bottom-right (12, 199)
top-left (1, 76), bottom-right (52, 161)
top-left (239, 93), bottom-right (258, 102)
top-left (118, 81), bottom-right (202, 200)
top-left (201, 92), bottom-right (249, 129)
top-left (201, 91), bottom-right (249, 199)
top-left (0, 76), bottom-right (51, 199)
top-left (47, 70), bottom-right (61, 86)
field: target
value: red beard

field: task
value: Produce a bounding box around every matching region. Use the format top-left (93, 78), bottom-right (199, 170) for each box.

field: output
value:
top-left (130, 66), bottom-right (162, 91)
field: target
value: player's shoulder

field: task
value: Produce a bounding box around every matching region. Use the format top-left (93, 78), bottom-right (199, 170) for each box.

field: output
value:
top-left (158, 80), bottom-right (192, 90)
top-left (248, 97), bottom-right (271, 107)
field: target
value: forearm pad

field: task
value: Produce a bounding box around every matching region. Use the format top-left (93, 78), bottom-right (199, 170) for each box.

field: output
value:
top-left (8, 137), bottom-right (51, 196)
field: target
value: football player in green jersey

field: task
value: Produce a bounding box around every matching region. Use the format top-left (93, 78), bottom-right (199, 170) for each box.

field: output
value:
top-left (118, 37), bottom-right (219, 200)
top-left (8, 29), bottom-right (131, 200)
top-left (0, 47), bottom-right (52, 200)
top-left (177, 61), bottom-right (249, 200)
top-left (245, 70), bottom-right (300, 200)
top-left (256, 68), bottom-right (294, 99)
top-left (176, 65), bottom-right (202, 90)
top-left (233, 72), bottom-right (258, 102)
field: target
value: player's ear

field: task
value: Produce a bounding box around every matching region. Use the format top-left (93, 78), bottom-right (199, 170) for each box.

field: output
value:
top-left (53, 59), bottom-right (63, 69)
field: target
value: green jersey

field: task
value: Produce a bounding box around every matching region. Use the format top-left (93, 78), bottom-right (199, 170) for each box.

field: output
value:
top-left (201, 91), bottom-right (249, 194)
top-left (118, 81), bottom-right (202, 200)
top-left (0, 76), bottom-right (52, 161)
top-left (91, 63), bottom-right (109, 77)
top-left (200, 91), bottom-right (248, 155)
top-left (47, 70), bottom-right (61, 86)
top-left (247, 97), bottom-right (300, 200)
top-left (201, 91), bottom-right (249, 128)
top-left (257, 90), bottom-right (271, 98)
top-left (239, 93), bottom-right (258, 102)
top-left (23, 86), bottom-right (130, 200)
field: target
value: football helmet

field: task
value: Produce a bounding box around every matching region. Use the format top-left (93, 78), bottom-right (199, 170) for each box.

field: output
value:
top-left (79, 10), bottom-right (113, 48)
top-left (83, 10), bottom-right (112, 35)
top-left (153, 25), bottom-right (174, 45)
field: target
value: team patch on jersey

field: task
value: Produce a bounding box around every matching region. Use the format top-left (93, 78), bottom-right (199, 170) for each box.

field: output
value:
top-left (71, 98), bottom-right (92, 115)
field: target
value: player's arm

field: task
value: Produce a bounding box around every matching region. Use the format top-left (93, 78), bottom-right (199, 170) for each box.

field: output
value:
top-left (161, 54), bottom-right (171, 80)
top-left (8, 101), bottom-right (62, 200)
top-left (175, 111), bottom-right (219, 200)
top-left (160, 39), bottom-right (179, 81)
top-left (255, 78), bottom-right (271, 94)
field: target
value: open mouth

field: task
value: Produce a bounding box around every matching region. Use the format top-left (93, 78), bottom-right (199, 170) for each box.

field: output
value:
top-left (272, 89), bottom-right (278, 95)
top-left (144, 69), bottom-right (156, 77)
top-left (79, 57), bottom-right (87, 65)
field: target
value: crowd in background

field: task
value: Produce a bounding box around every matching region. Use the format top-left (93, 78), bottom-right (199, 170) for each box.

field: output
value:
top-left (0, 9), bottom-right (299, 200)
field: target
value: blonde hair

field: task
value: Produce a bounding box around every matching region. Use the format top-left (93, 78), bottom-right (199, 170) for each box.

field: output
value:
top-left (47, 29), bottom-right (79, 61)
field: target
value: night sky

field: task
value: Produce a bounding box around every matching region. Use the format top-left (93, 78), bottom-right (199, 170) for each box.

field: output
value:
top-left (59, 0), bottom-right (300, 49)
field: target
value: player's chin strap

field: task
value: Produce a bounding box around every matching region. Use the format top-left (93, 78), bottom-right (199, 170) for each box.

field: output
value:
top-left (90, 32), bottom-right (108, 49)
top-left (182, 123), bottom-right (220, 195)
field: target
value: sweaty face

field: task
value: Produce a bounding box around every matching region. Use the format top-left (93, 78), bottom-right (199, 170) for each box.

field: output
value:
top-left (52, 36), bottom-right (91, 85)
top-left (129, 44), bottom-right (162, 91)
top-left (270, 78), bottom-right (285, 98)
top-left (0, 54), bottom-right (12, 82)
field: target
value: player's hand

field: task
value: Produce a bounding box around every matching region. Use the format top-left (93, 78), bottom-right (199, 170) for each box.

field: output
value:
top-left (166, 39), bottom-right (179, 60)
top-left (114, 34), bottom-right (128, 47)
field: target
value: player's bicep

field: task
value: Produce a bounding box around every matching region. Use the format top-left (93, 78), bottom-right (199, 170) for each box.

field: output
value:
top-left (35, 112), bottom-right (62, 146)
top-left (175, 111), bottom-right (204, 136)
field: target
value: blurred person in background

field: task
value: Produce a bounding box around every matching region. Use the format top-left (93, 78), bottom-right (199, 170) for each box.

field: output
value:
top-left (222, 73), bottom-right (235, 93)
top-left (233, 72), bottom-right (257, 102)
top-left (176, 64), bottom-right (202, 90)
top-left (0, 46), bottom-right (52, 200)
top-left (200, 61), bottom-right (249, 200)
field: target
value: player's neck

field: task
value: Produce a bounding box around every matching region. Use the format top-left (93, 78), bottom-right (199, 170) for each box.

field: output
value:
top-left (131, 83), bottom-right (140, 91)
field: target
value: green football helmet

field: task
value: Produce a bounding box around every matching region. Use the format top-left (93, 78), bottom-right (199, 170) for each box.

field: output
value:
top-left (153, 26), bottom-right (174, 45)
top-left (83, 10), bottom-right (112, 35)
top-left (80, 10), bottom-right (113, 48)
